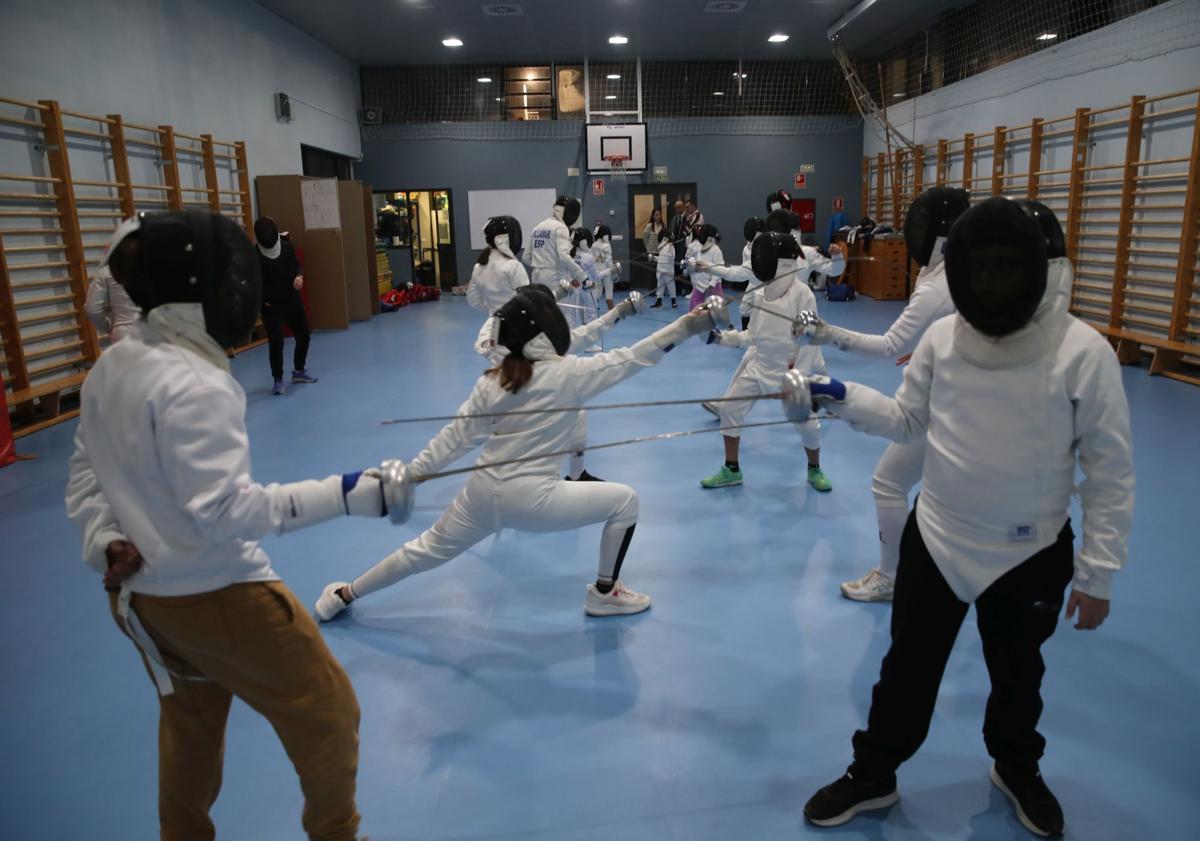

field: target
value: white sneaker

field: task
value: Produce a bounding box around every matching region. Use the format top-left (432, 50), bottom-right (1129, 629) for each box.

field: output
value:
top-left (701, 401), bottom-right (720, 417)
top-left (315, 581), bottom-right (352, 621)
top-left (585, 581), bottom-right (651, 616)
top-left (840, 569), bottom-right (895, 602)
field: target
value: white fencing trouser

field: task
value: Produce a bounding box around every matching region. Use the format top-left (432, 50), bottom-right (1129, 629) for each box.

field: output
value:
top-left (655, 272), bottom-right (677, 301)
top-left (871, 437), bottom-right (926, 578)
top-left (530, 267), bottom-right (560, 287)
top-left (349, 472), bottom-right (640, 597)
top-left (600, 269), bottom-right (614, 302)
top-left (717, 361), bottom-right (821, 450)
top-left (567, 410), bottom-right (589, 479)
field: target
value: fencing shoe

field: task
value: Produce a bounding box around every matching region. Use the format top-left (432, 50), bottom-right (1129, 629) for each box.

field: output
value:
top-left (585, 581), bottom-right (651, 616)
top-left (841, 569), bottom-right (895, 602)
top-left (316, 582), bottom-right (352, 622)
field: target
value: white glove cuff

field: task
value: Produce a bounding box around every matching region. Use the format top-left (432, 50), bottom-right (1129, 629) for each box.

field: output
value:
top-left (277, 476), bottom-right (344, 534)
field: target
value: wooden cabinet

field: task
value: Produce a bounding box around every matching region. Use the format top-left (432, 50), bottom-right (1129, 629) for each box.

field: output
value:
top-left (846, 236), bottom-right (910, 300)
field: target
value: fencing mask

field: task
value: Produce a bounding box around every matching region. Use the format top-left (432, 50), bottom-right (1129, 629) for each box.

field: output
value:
top-left (744, 216), bottom-right (765, 243)
top-left (105, 210), bottom-right (262, 349)
top-left (593, 224), bottom-right (612, 242)
top-left (904, 187), bottom-right (970, 268)
top-left (751, 232), bottom-right (802, 301)
top-left (1014, 200), bottom-right (1066, 259)
top-left (695, 223), bottom-right (720, 251)
top-left (485, 215), bottom-right (522, 258)
top-left (571, 227), bottom-right (594, 256)
top-left (945, 197), bottom-right (1048, 338)
top-left (766, 190), bottom-right (792, 213)
top-left (495, 284), bottom-right (571, 360)
top-left (253, 215), bottom-right (281, 260)
top-left (554, 195), bottom-right (581, 227)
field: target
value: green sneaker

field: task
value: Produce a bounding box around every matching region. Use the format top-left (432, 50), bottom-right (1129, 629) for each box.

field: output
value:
top-left (807, 466), bottom-right (833, 492)
top-left (701, 465), bottom-right (743, 488)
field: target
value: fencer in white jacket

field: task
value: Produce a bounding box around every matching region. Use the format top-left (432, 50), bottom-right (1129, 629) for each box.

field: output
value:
top-left (700, 232), bottom-right (832, 492)
top-left (592, 224), bottom-right (618, 309)
top-left (528, 195), bottom-right (590, 288)
top-left (64, 211), bottom-right (379, 839)
top-left (685, 224), bottom-right (723, 311)
top-left (809, 186), bottom-right (969, 603)
top-left (315, 286), bottom-right (721, 621)
top-left (568, 229), bottom-right (602, 345)
top-left (467, 216), bottom-right (529, 317)
top-left (653, 234), bottom-right (679, 308)
top-left (802, 198), bottom-right (1132, 837)
top-left (85, 264), bottom-right (140, 343)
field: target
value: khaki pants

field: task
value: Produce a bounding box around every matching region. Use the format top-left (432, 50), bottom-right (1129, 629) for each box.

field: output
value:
top-left (110, 581), bottom-right (361, 841)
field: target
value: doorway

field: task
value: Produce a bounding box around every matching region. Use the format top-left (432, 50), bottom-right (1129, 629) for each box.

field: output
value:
top-left (626, 182), bottom-right (698, 290)
top-left (370, 188), bottom-right (457, 289)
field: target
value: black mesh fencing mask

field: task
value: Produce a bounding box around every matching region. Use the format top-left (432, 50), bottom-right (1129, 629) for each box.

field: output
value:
top-left (1014, 200), bottom-right (1066, 259)
top-left (751, 232), bottom-right (801, 283)
top-left (904, 187), bottom-right (970, 267)
top-left (495, 284), bottom-right (571, 358)
top-left (945, 197), bottom-right (1048, 338)
top-left (744, 216), bottom-right (765, 243)
top-left (484, 215), bottom-right (522, 256)
top-left (110, 211), bottom-right (262, 349)
top-left (555, 196), bottom-right (581, 227)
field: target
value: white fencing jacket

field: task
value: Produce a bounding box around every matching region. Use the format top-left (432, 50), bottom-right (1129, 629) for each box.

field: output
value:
top-left (655, 241), bottom-right (676, 277)
top-left (65, 315), bottom-right (348, 596)
top-left (688, 243), bottom-right (723, 293)
top-left (528, 216), bottom-right (588, 285)
top-left (717, 269), bottom-right (826, 381)
top-left (835, 261), bottom-right (1133, 601)
top-left (467, 252), bottom-right (529, 314)
top-left (410, 337), bottom-right (668, 484)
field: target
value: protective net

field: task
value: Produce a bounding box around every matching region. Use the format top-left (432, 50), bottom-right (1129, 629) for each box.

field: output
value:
top-left (358, 0), bottom-right (1193, 142)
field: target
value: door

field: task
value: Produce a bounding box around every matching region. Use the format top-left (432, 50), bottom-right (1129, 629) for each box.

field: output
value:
top-left (790, 197), bottom-right (817, 234)
top-left (626, 182), bottom-right (698, 290)
top-left (409, 189), bottom-right (457, 289)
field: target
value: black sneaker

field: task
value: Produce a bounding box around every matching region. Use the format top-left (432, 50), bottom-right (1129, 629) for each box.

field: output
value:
top-left (804, 771), bottom-right (899, 827)
top-left (671, 299), bottom-right (678, 308)
top-left (990, 762), bottom-right (1064, 837)
top-left (651, 298), bottom-right (664, 308)
top-left (563, 470), bottom-right (605, 482)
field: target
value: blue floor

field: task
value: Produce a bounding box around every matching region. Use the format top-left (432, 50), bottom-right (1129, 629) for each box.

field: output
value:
top-left (2, 293), bottom-right (1198, 841)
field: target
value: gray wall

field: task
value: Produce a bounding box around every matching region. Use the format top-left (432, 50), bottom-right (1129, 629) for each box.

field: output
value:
top-left (360, 120), bottom-right (864, 284)
top-left (0, 0), bottom-right (361, 207)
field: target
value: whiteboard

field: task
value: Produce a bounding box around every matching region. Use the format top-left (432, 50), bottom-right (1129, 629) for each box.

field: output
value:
top-left (301, 179), bottom-right (340, 230)
top-left (467, 188), bottom-right (558, 252)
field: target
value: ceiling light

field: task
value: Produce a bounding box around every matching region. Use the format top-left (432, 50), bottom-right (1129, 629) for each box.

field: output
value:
top-left (1036, 32), bottom-right (1058, 40)
top-left (892, 92), bottom-right (904, 98)
top-left (495, 97), bottom-right (502, 101)
top-left (608, 35), bottom-right (629, 45)
top-left (767, 33), bottom-right (789, 43)
top-left (713, 91), bottom-right (725, 96)
top-left (605, 95), bottom-right (617, 100)
top-left (442, 37), bottom-right (463, 47)
top-left (477, 77), bottom-right (492, 83)
top-left (607, 74), bottom-right (621, 80)
top-left (732, 72), bottom-right (748, 79)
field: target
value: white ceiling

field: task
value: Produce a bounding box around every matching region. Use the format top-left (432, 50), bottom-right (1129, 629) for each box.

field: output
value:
top-left (251, 0), bottom-right (967, 65)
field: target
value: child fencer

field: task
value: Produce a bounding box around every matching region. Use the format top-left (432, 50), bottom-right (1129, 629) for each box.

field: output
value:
top-left (700, 231), bottom-right (833, 492)
top-left (806, 187), bottom-right (969, 603)
top-left (592, 224), bottom-right (618, 310)
top-left (315, 285), bottom-right (723, 621)
top-left (697, 216), bottom-right (764, 329)
top-left (569, 228), bottom-right (602, 350)
top-left (65, 211), bottom-right (387, 841)
top-left (800, 198), bottom-right (1133, 838)
top-left (684, 224), bottom-right (724, 311)
top-left (653, 229), bottom-right (679, 309)
top-left (766, 188), bottom-right (792, 213)
top-left (467, 215), bottom-right (529, 320)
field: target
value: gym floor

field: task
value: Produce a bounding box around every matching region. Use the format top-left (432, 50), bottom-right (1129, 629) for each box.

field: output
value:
top-left (2, 293), bottom-right (1196, 840)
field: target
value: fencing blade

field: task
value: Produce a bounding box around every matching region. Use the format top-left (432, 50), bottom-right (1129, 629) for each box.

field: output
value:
top-left (382, 392), bottom-right (785, 425)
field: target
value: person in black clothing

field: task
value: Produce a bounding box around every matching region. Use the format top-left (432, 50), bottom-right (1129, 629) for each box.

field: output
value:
top-left (254, 216), bottom-right (315, 395)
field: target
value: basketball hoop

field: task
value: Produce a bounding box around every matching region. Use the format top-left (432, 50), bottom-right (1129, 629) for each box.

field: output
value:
top-left (604, 154), bottom-right (629, 182)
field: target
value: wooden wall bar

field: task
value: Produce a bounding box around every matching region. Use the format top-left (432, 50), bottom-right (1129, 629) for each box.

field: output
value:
top-left (1, 95), bottom-right (254, 436)
top-left (862, 87), bottom-right (1200, 385)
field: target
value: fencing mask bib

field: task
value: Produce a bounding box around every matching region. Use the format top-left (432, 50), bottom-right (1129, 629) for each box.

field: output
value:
top-left (105, 210), bottom-right (262, 349)
top-left (254, 216), bottom-right (282, 260)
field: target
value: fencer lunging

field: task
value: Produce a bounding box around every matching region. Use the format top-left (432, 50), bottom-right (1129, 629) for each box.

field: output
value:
top-left (315, 285), bottom-right (718, 621)
top-left (807, 187), bottom-right (969, 603)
